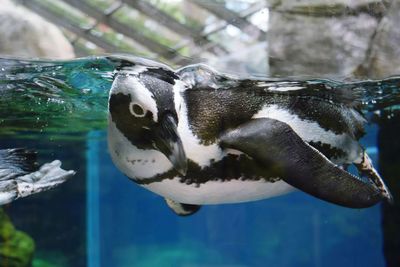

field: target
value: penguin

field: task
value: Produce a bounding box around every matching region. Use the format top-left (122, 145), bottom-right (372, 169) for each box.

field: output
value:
top-left (107, 57), bottom-right (392, 216)
top-left (0, 55), bottom-right (393, 215)
top-left (0, 148), bottom-right (74, 205)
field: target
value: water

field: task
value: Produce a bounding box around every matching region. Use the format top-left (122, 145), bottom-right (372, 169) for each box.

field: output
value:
top-left (0, 56), bottom-right (399, 267)
top-left (0, 56), bottom-right (399, 136)
top-left (92, 130), bottom-right (383, 267)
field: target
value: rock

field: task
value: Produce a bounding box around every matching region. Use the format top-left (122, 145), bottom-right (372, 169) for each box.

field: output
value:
top-left (207, 42), bottom-right (269, 75)
top-left (0, 0), bottom-right (74, 59)
top-left (267, 0), bottom-right (385, 78)
top-left (356, 0), bottom-right (400, 78)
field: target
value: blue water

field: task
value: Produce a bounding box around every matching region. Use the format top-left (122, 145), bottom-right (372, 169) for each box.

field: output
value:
top-left (0, 115), bottom-right (386, 267)
top-left (80, 126), bottom-right (383, 267)
top-left (1, 121), bottom-right (385, 267)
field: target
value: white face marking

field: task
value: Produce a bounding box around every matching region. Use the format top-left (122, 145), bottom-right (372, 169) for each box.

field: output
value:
top-left (111, 74), bottom-right (159, 122)
top-left (144, 178), bottom-right (295, 205)
top-left (0, 160), bottom-right (74, 205)
top-left (173, 80), bottom-right (226, 168)
top-left (108, 119), bottom-right (173, 179)
top-left (253, 104), bottom-right (362, 163)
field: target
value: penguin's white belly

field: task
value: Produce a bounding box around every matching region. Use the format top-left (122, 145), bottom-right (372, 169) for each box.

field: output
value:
top-left (143, 178), bottom-right (295, 205)
top-left (109, 113), bottom-right (296, 205)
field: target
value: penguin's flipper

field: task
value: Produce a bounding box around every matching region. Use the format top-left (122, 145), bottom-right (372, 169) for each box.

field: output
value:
top-left (0, 149), bottom-right (75, 205)
top-left (165, 198), bottom-right (201, 216)
top-left (219, 118), bottom-right (388, 208)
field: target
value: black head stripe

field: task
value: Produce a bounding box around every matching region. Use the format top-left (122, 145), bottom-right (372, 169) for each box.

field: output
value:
top-left (109, 93), bottom-right (154, 148)
top-left (107, 57), bottom-right (136, 70)
top-left (140, 68), bottom-right (179, 85)
top-left (139, 70), bottom-right (178, 120)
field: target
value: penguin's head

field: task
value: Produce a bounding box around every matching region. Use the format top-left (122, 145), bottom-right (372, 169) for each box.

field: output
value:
top-left (108, 64), bottom-right (187, 175)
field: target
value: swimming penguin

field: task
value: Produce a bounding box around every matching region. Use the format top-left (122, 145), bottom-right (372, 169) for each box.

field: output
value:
top-left (107, 57), bottom-right (393, 216)
top-left (0, 148), bottom-right (74, 205)
top-left (0, 55), bottom-right (394, 216)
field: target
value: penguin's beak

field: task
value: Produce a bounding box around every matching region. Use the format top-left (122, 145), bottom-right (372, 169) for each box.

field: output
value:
top-left (153, 114), bottom-right (187, 176)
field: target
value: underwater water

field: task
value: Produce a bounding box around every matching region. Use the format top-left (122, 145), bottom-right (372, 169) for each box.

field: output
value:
top-left (0, 129), bottom-right (385, 267)
top-left (88, 128), bottom-right (384, 267)
top-left (0, 57), bottom-right (398, 267)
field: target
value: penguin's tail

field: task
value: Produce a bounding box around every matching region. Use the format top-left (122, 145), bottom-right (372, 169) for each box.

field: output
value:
top-left (0, 148), bottom-right (75, 205)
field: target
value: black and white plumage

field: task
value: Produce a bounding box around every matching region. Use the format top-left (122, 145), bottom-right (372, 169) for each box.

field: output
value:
top-left (107, 57), bottom-right (392, 216)
top-left (0, 148), bottom-right (74, 205)
top-left (0, 55), bottom-right (395, 215)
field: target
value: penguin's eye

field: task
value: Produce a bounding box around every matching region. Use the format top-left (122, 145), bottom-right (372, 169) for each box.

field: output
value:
top-left (129, 102), bottom-right (145, 117)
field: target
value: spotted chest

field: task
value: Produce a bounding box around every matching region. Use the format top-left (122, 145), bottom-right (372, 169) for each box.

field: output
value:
top-left (109, 116), bottom-right (281, 185)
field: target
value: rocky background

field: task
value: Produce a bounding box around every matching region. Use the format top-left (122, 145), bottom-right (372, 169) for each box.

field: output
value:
top-left (0, 0), bottom-right (74, 59)
top-left (267, 0), bottom-right (400, 79)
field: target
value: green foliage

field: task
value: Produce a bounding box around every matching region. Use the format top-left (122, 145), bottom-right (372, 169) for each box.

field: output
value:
top-left (147, 0), bottom-right (203, 29)
top-left (112, 8), bottom-right (177, 48)
top-left (36, 0), bottom-right (92, 28)
top-left (35, 0), bottom-right (206, 59)
top-left (0, 209), bottom-right (35, 267)
top-left (85, 0), bottom-right (114, 12)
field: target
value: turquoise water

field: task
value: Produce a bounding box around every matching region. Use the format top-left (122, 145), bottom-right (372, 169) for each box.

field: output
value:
top-left (0, 57), bottom-right (398, 266)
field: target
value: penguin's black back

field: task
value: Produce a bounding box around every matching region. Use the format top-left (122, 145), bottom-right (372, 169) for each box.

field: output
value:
top-left (183, 80), bottom-right (365, 146)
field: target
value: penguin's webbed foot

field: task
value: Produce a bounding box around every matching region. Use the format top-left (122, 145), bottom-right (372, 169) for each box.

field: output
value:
top-left (15, 160), bottom-right (75, 199)
top-left (165, 198), bottom-right (201, 216)
top-left (0, 149), bottom-right (75, 205)
top-left (355, 151), bottom-right (393, 203)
